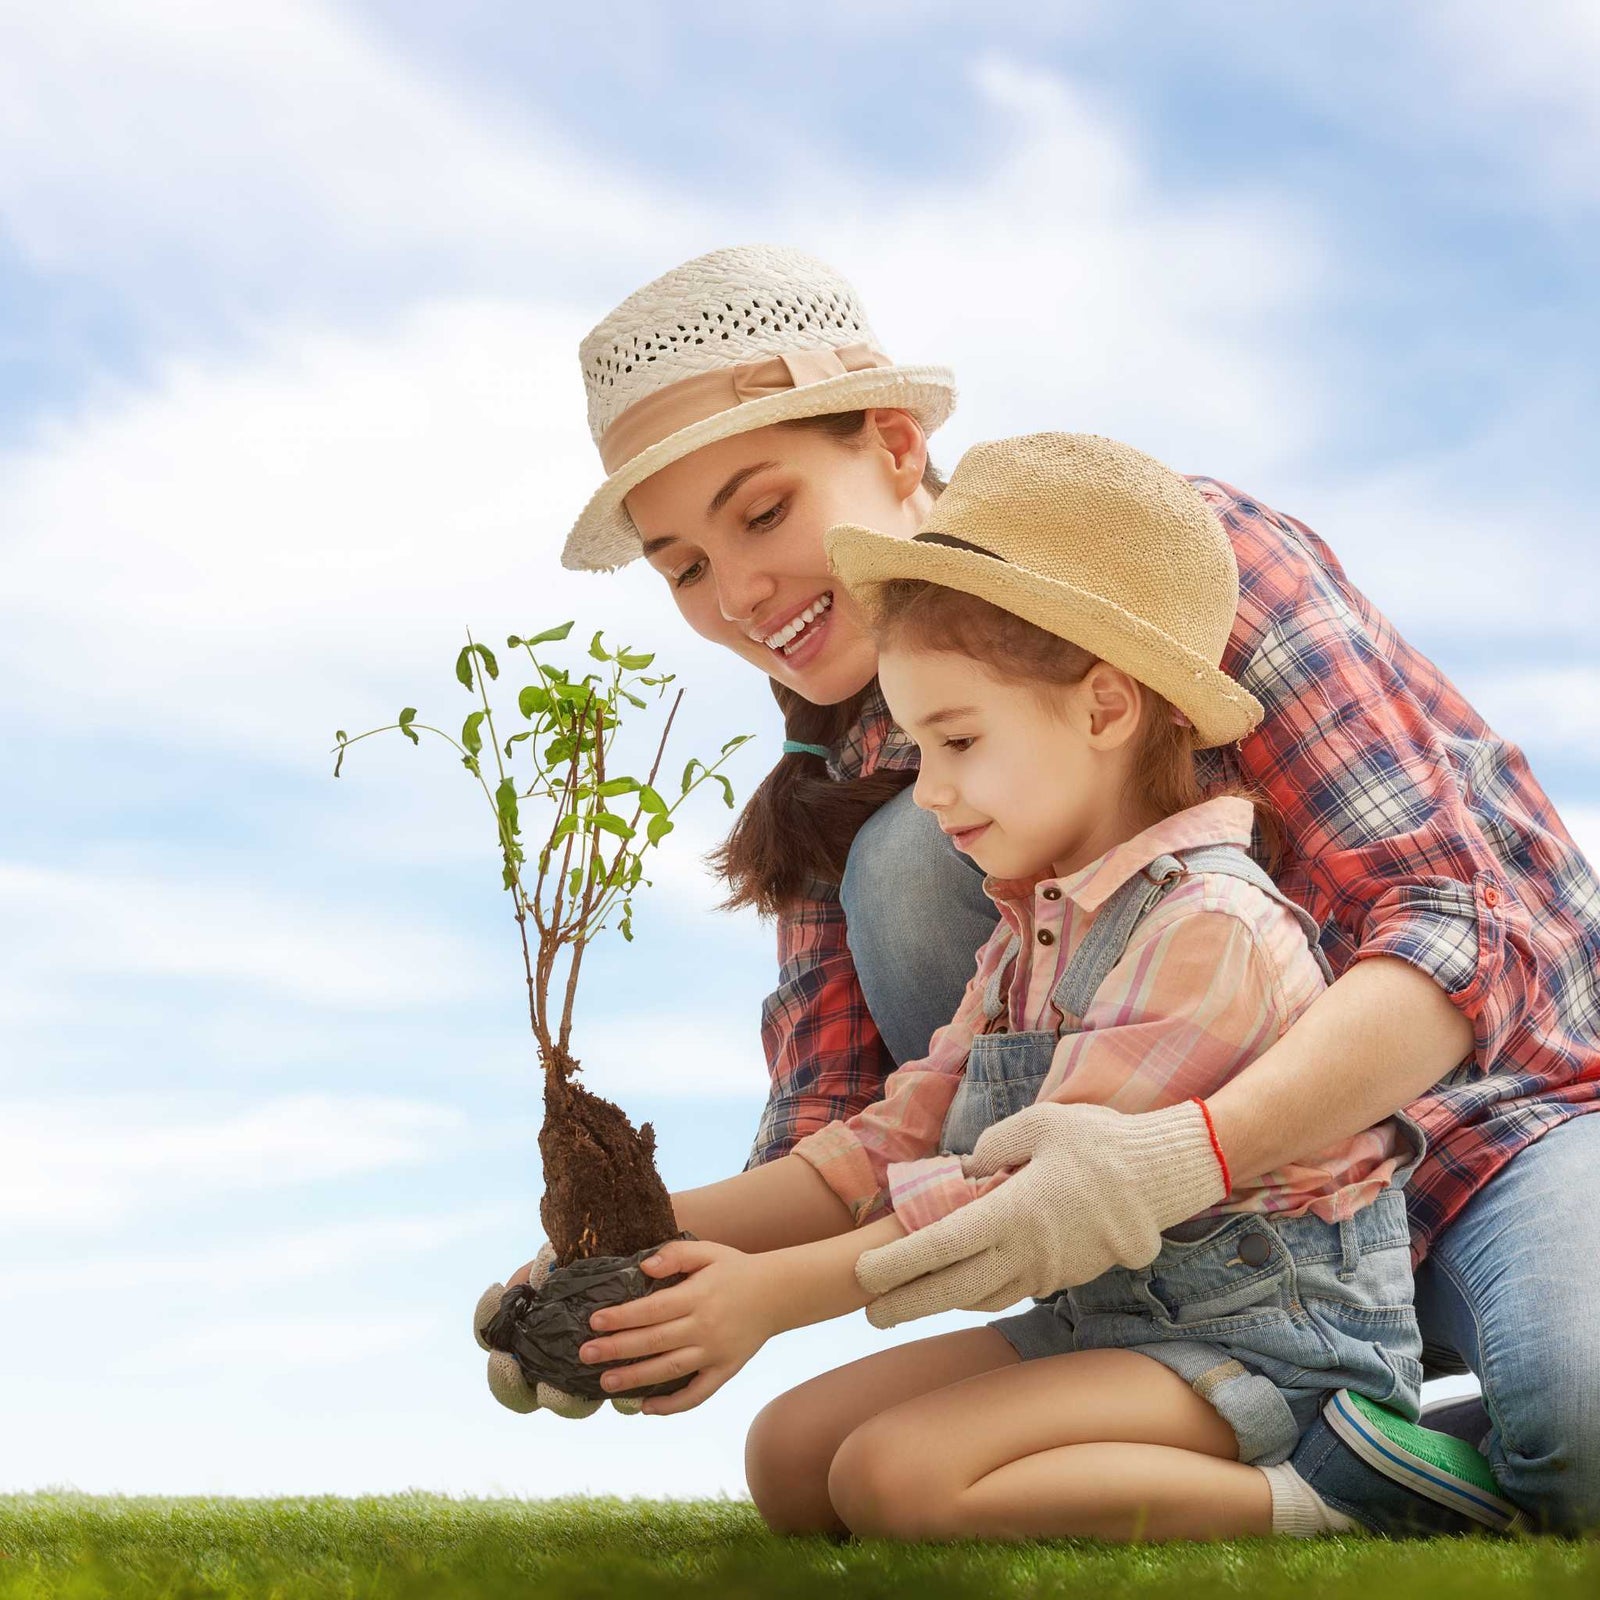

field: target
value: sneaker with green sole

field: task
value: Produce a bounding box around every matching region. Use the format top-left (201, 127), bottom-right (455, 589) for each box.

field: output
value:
top-left (1323, 1389), bottom-right (1521, 1533)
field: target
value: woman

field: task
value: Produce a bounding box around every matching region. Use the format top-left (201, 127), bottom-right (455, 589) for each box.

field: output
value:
top-left (486, 246), bottom-right (1600, 1535)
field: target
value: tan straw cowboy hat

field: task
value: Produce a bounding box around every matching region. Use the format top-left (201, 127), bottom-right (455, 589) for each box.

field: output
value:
top-left (563, 245), bottom-right (957, 571)
top-left (826, 432), bottom-right (1263, 748)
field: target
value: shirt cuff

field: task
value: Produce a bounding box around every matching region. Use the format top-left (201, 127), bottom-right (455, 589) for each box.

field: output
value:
top-left (887, 1155), bottom-right (973, 1232)
top-left (1356, 871), bottom-right (1522, 1069)
top-left (792, 1122), bottom-right (887, 1226)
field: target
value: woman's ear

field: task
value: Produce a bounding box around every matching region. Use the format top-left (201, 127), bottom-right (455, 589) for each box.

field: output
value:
top-left (864, 409), bottom-right (929, 504)
top-left (1081, 663), bottom-right (1144, 749)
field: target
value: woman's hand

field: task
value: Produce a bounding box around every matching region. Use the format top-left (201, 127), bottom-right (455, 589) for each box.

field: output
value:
top-left (576, 1238), bottom-right (784, 1416)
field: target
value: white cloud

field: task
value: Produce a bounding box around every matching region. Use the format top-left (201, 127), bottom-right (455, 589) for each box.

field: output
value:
top-left (0, 0), bottom-right (705, 312)
top-left (0, 859), bottom-right (487, 1018)
top-left (1415, 0), bottom-right (1600, 202)
top-left (0, 1093), bottom-right (467, 1227)
top-left (1452, 668), bottom-right (1600, 761)
top-left (571, 1012), bottom-right (769, 1101)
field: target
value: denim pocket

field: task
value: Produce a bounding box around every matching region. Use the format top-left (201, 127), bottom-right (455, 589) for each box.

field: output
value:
top-left (939, 1029), bottom-right (1056, 1157)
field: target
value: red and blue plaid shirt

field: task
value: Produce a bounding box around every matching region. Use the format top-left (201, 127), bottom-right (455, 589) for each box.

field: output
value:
top-left (748, 480), bottom-right (1600, 1262)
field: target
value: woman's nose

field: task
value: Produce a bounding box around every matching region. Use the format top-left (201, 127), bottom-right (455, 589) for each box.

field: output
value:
top-left (716, 558), bottom-right (777, 626)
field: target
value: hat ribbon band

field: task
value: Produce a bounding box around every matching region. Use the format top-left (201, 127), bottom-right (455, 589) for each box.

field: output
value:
top-left (912, 530), bottom-right (1006, 561)
top-left (597, 342), bottom-right (894, 474)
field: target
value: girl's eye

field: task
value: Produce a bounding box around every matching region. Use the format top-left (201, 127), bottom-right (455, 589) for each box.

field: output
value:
top-left (747, 498), bottom-right (787, 532)
top-left (943, 736), bottom-right (975, 753)
top-left (672, 559), bottom-right (706, 590)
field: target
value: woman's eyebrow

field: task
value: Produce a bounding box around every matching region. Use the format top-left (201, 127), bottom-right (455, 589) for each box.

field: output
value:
top-left (707, 462), bottom-right (778, 517)
top-left (641, 534), bottom-right (680, 558)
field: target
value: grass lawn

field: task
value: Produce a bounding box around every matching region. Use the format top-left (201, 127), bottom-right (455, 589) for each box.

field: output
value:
top-left (1, 1496), bottom-right (1595, 1599)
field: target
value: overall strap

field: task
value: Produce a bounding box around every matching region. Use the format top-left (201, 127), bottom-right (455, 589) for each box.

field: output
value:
top-left (1047, 844), bottom-right (1334, 1024)
top-left (980, 928), bottom-right (1022, 1023)
top-left (1170, 844), bottom-right (1335, 985)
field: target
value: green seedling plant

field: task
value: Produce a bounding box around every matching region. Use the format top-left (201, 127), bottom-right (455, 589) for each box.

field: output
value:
top-left (333, 624), bottom-right (751, 1267)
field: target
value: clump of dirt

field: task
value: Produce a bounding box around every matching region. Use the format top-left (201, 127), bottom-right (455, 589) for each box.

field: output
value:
top-left (538, 1057), bottom-right (678, 1267)
top-left (481, 1243), bottom-right (694, 1401)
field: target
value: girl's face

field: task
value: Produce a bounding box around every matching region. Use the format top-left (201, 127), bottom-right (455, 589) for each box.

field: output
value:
top-left (878, 645), bottom-right (1150, 881)
top-left (623, 411), bottom-right (932, 707)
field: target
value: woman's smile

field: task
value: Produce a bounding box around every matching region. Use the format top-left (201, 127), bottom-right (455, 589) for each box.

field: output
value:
top-left (757, 590), bottom-right (835, 666)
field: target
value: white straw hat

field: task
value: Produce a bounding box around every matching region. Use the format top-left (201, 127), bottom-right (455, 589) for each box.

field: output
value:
top-left (562, 246), bottom-right (957, 572)
top-left (826, 433), bottom-right (1263, 749)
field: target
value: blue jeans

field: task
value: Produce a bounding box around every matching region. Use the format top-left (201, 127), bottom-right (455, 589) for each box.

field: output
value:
top-left (841, 785), bottom-right (1600, 1532)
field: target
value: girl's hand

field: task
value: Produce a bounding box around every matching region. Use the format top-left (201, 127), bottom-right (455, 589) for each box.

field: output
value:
top-left (577, 1238), bottom-right (782, 1416)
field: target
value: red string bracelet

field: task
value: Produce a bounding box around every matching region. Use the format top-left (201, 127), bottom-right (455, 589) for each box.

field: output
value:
top-left (1190, 1097), bottom-right (1232, 1196)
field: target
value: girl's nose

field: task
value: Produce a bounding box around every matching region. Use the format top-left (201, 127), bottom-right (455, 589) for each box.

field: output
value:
top-left (912, 767), bottom-right (954, 812)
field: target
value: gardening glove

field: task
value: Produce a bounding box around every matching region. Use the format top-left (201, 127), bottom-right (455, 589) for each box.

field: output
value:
top-left (855, 1100), bottom-right (1227, 1328)
top-left (474, 1242), bottom-right (644, 1418)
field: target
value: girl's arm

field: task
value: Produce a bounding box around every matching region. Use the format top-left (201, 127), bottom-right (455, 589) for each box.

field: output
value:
top-left (574, 1215), bottom-right (908, 1415)
top-left (670, 1151), bottom-right (855, 1251)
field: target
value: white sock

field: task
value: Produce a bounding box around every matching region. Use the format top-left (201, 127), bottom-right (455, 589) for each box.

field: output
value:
top-left (1258, 1462), bottom-right (1359, 1537)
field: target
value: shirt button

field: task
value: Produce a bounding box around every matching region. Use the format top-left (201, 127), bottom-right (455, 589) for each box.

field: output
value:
top-left (1238, 1232), bottom-right (1273, 1269)
top-left (1040, 885), bottom-right (1062, 901)
top-left (1037, 928), bottom-right (1056, 947)
top-left (1483, 885), bottom-right (1502, 908)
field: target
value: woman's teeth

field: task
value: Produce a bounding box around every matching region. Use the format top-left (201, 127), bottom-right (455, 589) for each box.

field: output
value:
top-left (765, 592), bottom-right (833, 655)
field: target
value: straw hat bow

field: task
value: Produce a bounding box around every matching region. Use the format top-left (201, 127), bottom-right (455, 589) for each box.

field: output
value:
top-left (825, 432), bottom-right (1263, 748)
top-left (563, 245), bottom-right (956, 572)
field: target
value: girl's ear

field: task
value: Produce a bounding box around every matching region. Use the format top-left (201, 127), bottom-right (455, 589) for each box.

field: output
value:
top-left (1081, 663), bottom-right (1144, 749)
top-left (863, 409), bottom-right (929, 505)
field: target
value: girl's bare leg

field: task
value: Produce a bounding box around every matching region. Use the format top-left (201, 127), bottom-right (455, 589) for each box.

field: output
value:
top-left (745, 1326), bottom-right (1019, 1535)
top-left (827, 1347), bottom-right (1272, 1542)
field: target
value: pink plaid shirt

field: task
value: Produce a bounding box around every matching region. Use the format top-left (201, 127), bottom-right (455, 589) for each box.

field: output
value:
top-left (793, 795), bottom-right (1408, 1231)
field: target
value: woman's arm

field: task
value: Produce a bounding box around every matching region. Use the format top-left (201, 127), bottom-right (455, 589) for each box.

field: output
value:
top-left (854, 956), bottom-right (1470, 1327)
top-left (1207, 954), bottom-right (1471, 1182)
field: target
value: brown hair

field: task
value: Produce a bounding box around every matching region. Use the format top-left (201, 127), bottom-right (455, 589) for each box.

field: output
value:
top-left (710, 411), bottom-right (944, 916)
top-left (867, 580), bottom-right (1282, 870)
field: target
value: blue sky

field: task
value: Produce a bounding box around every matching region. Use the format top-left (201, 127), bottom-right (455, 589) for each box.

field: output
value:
top-left (2, 1), bottom-right (1596, 1497)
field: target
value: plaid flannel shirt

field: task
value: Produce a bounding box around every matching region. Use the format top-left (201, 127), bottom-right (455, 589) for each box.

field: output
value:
top-left (748, 479), bottom-right (1600, 1261)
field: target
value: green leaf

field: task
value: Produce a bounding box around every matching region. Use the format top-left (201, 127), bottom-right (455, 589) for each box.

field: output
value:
top-left (455, 642), bottom-right (499, 689)
top-left (462, 755), bottom-right (481, 777)
top-left (597, 777), bottom-right (639, 798)
top-left (715, 774), bottom-right (735, 808)
top-left (680, 757), bottom-right (703, 795)
top-left (721, 733), bottom-right (753, 754)
top-left (621, 689), bottom-right (647, 709)
top-left (518, 685), bottom-right (551, 718)
top-left (333, 730), bottom-right (348, 778)
top-left (519, 622), bottom-right (575, 648)
top-left (620, 911), bottom-right (633, 943)
top-left (592, 811), bottom-right (634, 840)
top-left (494, 776), bottom-right (520, 839)
top-left (567, 865), bottom-right (583, 899)
top-left (335, 729), bottom-right (348, 742)
top-left (616, 648), bottom-right (655, 670)
top-left (398, 707), bottom-right (420, 746)
top-left (503, 730), bottom-right (535, 757)
top-left (587, 631), bottom-right (611, 663)
top-left (647, 814), bottom-right (675, 845)
top-left (550, 814), bottom-right (580, 846)
top-left (637, 785), bottom-right (667, 815)
top-left (462, 710), bottom-right (487, 757)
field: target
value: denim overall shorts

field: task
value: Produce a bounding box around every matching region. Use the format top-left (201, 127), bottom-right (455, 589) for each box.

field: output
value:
top-left (943, 843), bottom-right (1427, 1468)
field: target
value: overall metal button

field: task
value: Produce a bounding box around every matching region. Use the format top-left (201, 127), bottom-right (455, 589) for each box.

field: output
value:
top-left (1037, 928), bottom-right (1055, 946)
top-left (1238, 1232), bottom-right (1272, 1268)
top-left (1040, 885), bottom-right (1062, 901)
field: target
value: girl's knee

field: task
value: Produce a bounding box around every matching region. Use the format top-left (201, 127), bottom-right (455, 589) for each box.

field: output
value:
top-left (827, 1417), bottom-right (952, 1541)
top-left (745, 1390), bottom-right (845, 1536)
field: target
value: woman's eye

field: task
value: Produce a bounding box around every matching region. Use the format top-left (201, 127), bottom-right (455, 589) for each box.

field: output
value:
top-left (672, 559), bottom-right (706, 589)
top-left (943, 736), bottom-right (975, 753)
top-left (747, 499), bottom-right (787, 532)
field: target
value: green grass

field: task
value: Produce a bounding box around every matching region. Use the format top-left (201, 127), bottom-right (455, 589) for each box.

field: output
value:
top-left (0, 1495), bottom-right (1592, 1599)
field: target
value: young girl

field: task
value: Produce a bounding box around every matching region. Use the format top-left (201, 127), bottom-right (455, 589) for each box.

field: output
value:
top-left (496, 432), bottom-right (1460, 1541)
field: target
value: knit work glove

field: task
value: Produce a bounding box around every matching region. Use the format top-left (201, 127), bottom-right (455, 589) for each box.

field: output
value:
top-left (855, 1100), bottom-right (1228, 1329)
top-left (474, 1243), bottom-right (643, 1418)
